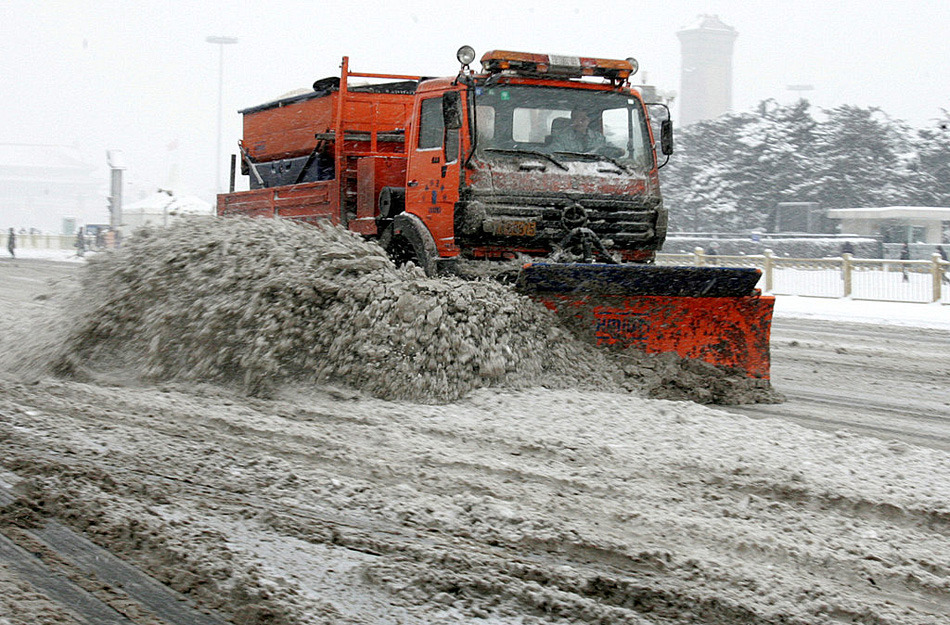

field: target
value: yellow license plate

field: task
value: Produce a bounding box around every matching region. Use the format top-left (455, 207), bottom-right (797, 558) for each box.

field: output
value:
top-left (493, 220), bottom-right (537, 237)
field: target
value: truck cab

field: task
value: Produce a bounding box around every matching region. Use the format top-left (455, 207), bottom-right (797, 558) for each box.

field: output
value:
top-left (219, 48), bottom-right (672, 273)
top-left (394, 49), bottom-right (670, 269)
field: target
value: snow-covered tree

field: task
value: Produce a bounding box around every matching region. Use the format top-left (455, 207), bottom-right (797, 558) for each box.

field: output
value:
top-left (809, 105), bottom-right (917, 209)
top-left (913, 110), bottom-right (950, 206)
top-left (731, 99), bottom-right (820, 228)
top-left (661, 113), bottom-right (752, 231)
top-left (661, 101), bottom-right (928, 232)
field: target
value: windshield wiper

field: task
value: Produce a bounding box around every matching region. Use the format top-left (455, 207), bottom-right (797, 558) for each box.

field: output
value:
top-left (483, 148), bottom-right (568, 171)
top-left (553, 151), bottom-right (632, 174)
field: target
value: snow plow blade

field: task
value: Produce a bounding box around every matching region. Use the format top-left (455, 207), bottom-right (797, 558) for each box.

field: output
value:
top-left (516, 263), bottom-right (775, 379)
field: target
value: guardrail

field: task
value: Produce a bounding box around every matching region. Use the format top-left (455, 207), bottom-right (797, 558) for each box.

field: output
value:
top-left (657, 248), bottom-right (949, 304)
top-left (2, 233), bottom-right (79, 251)
top-left (5, 234), bottom-right (948, 304)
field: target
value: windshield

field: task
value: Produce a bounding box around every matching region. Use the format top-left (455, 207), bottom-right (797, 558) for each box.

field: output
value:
top-left (473, 83), bottom-right (655, 170)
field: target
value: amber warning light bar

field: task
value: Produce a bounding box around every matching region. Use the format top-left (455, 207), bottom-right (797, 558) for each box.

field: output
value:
top-left (480, 50), bottom-right (638, 80)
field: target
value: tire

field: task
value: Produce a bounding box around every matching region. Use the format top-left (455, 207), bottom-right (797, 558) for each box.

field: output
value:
top-left (386, 213), bottom-right (438, 276)
top-left (381, 224), bottom-right (421, 268)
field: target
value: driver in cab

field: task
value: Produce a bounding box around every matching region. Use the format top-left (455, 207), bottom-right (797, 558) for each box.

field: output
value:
top-left (549, 109), bottom-right (606, 153)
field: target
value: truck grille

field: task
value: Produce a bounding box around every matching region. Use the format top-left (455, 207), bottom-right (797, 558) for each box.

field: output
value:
top-left (460, 193), bottom-right (662, 247)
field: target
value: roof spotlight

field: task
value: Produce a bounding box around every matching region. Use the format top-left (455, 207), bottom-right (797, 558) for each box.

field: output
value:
top-left (626, 57), bottom-right (639, 75)
top-left (457, 45), bottom-right (476, 66)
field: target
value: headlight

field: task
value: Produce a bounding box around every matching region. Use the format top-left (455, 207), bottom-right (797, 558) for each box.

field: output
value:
top-left (457, 45), bottom-right (476, 66)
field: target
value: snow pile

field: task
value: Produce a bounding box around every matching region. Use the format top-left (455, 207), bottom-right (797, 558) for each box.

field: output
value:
top-left (1, 217), bottom-right (780, 404)
top-left (39, 217), bottom-right (622, 401)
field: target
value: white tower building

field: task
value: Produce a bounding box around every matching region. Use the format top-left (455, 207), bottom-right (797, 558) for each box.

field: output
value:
top-left (677, 15), bottom-right (738, 126)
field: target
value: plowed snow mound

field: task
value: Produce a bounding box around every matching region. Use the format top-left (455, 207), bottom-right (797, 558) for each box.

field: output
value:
top-left (34, 217), bottom-right (622, 402)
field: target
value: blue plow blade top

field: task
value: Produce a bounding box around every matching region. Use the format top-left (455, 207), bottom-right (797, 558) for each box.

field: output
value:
top-left (514, 263), bottom-right (763, 298)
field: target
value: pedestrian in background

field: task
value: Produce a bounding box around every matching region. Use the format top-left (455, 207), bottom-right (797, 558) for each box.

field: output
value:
top-left (75, 227), bottom-right (86, 257)
top-left (900, 242), bottom-right (910, 282)
top-left (6, 228), bottom-right (14, 259)
top-left (938, 245), bottom-right (949, 284)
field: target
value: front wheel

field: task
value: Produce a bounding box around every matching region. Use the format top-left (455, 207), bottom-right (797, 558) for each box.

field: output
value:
top-left (380, 225), bottom-right (418, 266)
top-left (383, 213), bottom-right (440, 276)
top-left (379, 223), bottom-right (436, 276)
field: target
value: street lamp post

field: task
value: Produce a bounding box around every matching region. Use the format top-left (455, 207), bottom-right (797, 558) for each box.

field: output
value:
top-left (206, 36), bottom-right (238, 194)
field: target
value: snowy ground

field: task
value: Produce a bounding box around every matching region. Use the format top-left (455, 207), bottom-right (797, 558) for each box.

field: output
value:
top-left (774, 295), bottom-right (949, 330)
top-left (0, 244), bottom-right (948, 624)
top-left (2, 248), bottom-right (87, 263)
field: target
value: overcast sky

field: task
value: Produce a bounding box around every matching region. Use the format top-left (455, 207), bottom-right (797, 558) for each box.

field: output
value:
top-left (3, 0), bottom-right (950, 216)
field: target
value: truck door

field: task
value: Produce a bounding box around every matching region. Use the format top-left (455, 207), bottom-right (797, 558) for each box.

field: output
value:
top-left (406, 92), bottom-right (461, 257)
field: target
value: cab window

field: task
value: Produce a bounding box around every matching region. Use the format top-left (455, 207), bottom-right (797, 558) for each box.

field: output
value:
top-left (418, 95), bottom-right (460, 163)
top-left (418, 97), bottom-right (443, 149)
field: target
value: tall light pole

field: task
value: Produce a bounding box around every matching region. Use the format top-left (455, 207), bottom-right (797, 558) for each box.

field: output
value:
top-left (106, 150), bottom-right (125, 233)
top-left (206, 35), bottom-right (238, 194)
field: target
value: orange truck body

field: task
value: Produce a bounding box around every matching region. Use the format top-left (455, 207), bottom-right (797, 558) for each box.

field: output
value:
top-left (217, 51), bottom-right (774, 381)
top-left (221, 61), bottom-right (417, 235)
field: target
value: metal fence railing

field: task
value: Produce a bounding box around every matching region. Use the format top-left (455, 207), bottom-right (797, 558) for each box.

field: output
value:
top-left (2, 231), bottom-right (117, 254)
top-left (5, 234), bottom-right (949, 305)
top-left (2, 233), bottom-right (77, 251)
top-left (657, 248), bottom-right (950, 305)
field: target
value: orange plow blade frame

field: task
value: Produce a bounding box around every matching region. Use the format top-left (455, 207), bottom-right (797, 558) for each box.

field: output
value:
top-left (516, 263), bottom-right (775, 380)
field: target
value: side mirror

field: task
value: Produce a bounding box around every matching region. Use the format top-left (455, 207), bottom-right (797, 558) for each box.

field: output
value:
top-left (660, 119), bottom-right (674, 155)
top-left (442, 91), bottom-right (463, 130)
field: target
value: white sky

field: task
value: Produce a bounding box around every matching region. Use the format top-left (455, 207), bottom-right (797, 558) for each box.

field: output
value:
top-left (3, 0), bottom-right (950, 219)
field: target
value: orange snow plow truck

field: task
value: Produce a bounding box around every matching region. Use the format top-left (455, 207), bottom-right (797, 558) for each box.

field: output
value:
top-left (217, 47), bottom-right (774, 380)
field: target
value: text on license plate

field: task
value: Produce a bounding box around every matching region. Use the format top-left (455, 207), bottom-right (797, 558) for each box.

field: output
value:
top-left (493, 220), bottom-right (537, 237)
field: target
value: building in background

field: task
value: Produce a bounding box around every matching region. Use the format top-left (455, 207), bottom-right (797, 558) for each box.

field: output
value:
top-left (122, 189), bottom-right (213, 233)
top-left (677, 15), bottom-right (738, 126)
top-left (0, 143), bottom-right (103, 233)
top-left (826, 206), bottom-right (950, 245)
top-left (772, 202), bottom-right (837, 234)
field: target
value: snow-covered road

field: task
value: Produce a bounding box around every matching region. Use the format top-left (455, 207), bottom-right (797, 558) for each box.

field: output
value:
top-left (731, 316), bottom-right (950, 450)
top-left (0, 255), bottom-right (948, 624)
